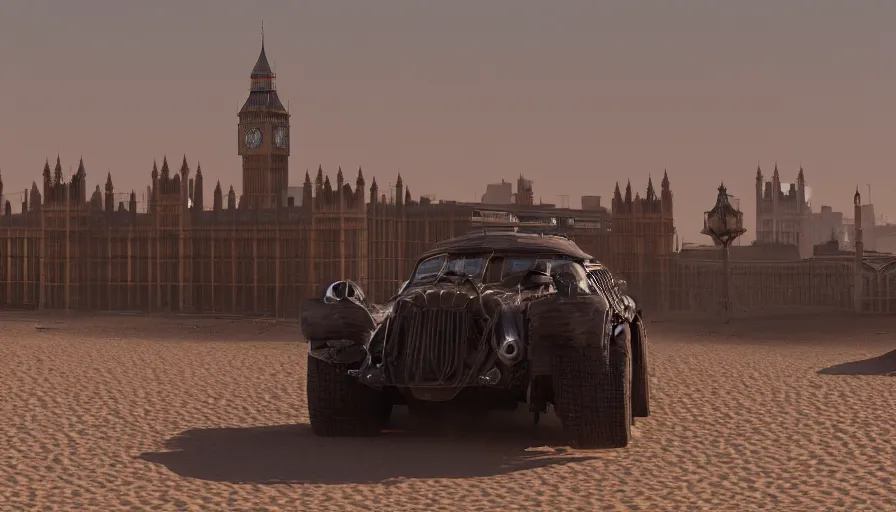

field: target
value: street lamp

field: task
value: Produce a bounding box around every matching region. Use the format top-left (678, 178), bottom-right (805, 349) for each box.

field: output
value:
top-left (701, 183), bottom-right (746, 323)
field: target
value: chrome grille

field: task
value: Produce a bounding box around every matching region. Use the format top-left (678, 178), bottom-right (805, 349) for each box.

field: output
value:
top-left (387, 308), bottom-right (475, 387)
top-left (590, 268), bottom-right (627, 315)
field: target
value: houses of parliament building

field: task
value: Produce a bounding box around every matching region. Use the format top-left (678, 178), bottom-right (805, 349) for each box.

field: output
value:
top-left (0, 40), bottom-right (676, 317)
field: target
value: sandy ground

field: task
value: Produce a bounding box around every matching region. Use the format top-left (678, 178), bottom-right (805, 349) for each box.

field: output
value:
top-left (1, 311), bottom-right (894, 512)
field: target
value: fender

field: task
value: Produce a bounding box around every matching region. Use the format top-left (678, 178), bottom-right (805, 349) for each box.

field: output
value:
top-left (527, 293), bottom-right (611, 349)
top-left (629, 313), bottom-right (648, 374)
top-left (301, 298), bottom-right (379, 342)
top-left (302, 298), bottom-right (379, 364)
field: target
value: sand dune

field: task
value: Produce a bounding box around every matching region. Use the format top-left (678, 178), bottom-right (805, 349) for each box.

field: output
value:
top-left (1, 311), bottom-right (894, 511)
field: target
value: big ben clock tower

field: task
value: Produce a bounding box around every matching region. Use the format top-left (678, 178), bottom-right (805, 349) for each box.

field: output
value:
top-left (238, 34), bottom-right (290, 209)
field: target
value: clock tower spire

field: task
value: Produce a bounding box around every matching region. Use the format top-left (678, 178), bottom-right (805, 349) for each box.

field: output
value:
top-left (238, 29), bottom-right (290, 209)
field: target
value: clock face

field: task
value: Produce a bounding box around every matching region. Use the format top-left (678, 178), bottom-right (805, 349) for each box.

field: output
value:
top-left (244, 127), bottom-right (262, 149)
top-left (273, 127), bottom-right (288, 149)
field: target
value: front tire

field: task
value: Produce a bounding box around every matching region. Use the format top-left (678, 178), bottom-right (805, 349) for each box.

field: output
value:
top-left (552, 324), bottom-right (632, 449)
top-left (306, 355), bottom-right (389, 437)
top-left (631, 317), bottom-right (651, 418)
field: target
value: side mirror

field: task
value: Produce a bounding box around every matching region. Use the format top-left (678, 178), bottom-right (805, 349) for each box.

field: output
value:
top-left (533, 260), bottom-right (552, 275)
top-left (323, 280), bottom-right (366, 304)
top-left (324, 281), bottom-right (344, 303)
top-left (521, 271), bottom-right (554, 288)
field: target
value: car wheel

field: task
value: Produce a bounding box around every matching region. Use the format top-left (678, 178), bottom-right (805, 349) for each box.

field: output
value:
top-left (306, 355), bottom-right (389, 437)
top-left (552, 323), bottom-right (632, 449)
top-left (631, 316), bottom-right (651, 418)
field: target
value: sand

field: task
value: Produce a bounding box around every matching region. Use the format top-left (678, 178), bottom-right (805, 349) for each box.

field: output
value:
top-left (1, 311), bottom-right (894, 512)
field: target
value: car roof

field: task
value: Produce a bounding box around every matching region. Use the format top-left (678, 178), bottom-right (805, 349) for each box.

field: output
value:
top-left (417, 231), bottom-right (593, 261)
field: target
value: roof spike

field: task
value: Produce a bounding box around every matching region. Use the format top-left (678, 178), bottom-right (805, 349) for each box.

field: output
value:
top-left (251, 33), bottom-right (274, 78)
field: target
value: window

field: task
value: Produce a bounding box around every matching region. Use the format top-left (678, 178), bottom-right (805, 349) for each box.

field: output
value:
top-left (445, 255), bottom-right (486, 279)
top-left (499, 256), bottom-right (591, 291)
top-left (504, 257), bottom-right (538, 276)
top-left (410, 255), bottom-right (446, 284)
top-left (483, 256), bottom-right (505, 284)
top-left (409, 254), bottom-right (488, 284)
top-left (548, 260), bottom-right (593, 294)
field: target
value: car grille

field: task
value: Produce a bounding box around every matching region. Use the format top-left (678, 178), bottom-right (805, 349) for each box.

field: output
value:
top-left (590, 268), bottom-right (627, 316)
top-left (386, 308), bottom-right (481, 387)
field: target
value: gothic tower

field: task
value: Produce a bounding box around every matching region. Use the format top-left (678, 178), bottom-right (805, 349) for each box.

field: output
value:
top-left (237, 32), bottom-right (290, 209)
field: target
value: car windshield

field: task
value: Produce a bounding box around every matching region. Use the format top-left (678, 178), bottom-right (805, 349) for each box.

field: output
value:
top-left (410, 254), bottom-right (487, 284)
top-left (503, 256), bottom-right (593, 293)
top-left (410, 253), bottom-right (592, 293)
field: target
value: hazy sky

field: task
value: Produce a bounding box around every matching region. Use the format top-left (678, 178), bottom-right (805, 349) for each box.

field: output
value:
top-left (2, 0), bottom-right (895, 242)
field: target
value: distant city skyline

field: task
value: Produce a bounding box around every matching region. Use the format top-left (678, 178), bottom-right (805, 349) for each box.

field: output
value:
top-left (2, 0), bottom-right (894, 242)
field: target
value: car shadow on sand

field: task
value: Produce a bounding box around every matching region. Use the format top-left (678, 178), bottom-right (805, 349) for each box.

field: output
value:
top-left (817, 348), bottom-right (896, 376)
top-left (138, 409), bottom-right (597, 484)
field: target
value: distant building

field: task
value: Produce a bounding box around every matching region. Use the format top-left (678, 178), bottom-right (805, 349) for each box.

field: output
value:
top-left (808, 205), bottom-right (846, 249)
top-left (480, 180), bottom-right (513, 204)
top-left (680, 243), bottom-right (801, 262)
top-left (872, 222), bottom-right (896, 254)
top-left (611, 173), bottom-right (676, 310)
top-left (844, 204), bottom-right (877, 251)
top-left (0, 36), bottom-right (679, 315)
top-left (754, 164), bottom-right (811, 258)
top-left (238, 37), bottom-right (290, 209)
top-left (581, 196), bottom-right (602, 211)
top-left (752, 165), bottom-right (881, 258)
top-left (281, 185), bottom-right (304, 207)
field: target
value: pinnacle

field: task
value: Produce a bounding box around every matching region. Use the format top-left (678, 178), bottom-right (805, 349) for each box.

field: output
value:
top-left (251, 39), bottom-right (274, 78)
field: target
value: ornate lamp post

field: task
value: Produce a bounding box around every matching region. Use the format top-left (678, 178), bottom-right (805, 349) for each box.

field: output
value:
top-left (701, 183), bottom-right (746, 323)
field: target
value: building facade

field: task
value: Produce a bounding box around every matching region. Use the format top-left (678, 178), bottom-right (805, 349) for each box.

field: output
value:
top-left (1, 40), bottom-right (679, 316)
top-left (610, 174), bottom-right (675, 311)
top-left (6, 40), bottom-right (895, 318)
top-left (755, 164), bottom-right (812, 257)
